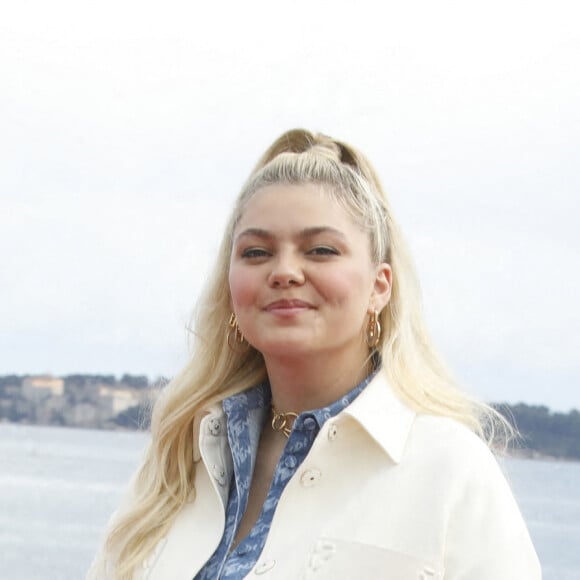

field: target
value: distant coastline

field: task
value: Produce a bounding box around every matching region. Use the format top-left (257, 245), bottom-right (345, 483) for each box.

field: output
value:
top-left (1, 374), bottom-right (578, 461)
top-left (492, 402), bottom-right (580, 462)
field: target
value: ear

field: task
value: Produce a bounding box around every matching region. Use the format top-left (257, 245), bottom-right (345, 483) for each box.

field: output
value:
top-left (370, 263), bottom-right (392, 312)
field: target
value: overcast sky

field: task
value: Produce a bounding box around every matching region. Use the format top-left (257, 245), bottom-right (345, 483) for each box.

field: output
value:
top-left (1, 0), bottom-right (578, 411)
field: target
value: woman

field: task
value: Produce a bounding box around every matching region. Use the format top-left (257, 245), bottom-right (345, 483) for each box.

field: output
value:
top-left (89, 129), bottom-right (541, 579)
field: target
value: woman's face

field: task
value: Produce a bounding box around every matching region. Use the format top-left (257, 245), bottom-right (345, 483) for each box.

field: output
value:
top-left (229, 183), bottom-right (391, 363)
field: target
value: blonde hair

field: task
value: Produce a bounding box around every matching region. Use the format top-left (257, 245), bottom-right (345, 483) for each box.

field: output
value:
top-left (89, 129), bottom-right (512, 579)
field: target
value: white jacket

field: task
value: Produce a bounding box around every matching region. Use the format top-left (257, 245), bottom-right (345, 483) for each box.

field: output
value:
top-left (129, 371), bottom-right (541, 579)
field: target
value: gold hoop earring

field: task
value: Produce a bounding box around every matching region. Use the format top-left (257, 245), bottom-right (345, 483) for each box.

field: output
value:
top-left (366, 310), bottom-right (381, 348)
top-left (227, 313), bottom-right (250, 353)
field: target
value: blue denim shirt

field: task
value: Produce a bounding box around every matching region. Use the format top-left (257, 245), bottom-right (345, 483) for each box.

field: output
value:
top-left (194, 370), bottom-right (377, 580)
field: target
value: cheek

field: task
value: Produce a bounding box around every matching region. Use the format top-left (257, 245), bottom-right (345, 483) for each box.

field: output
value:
top-left (318, 267), bottom-right (372, 307)
top-left (228, 266), bottom-right (256, 309)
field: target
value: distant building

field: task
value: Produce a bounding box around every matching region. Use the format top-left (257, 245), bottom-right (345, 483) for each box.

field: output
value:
top-left (98, 386), bottom-right (141, 417)
top-left (22, 376), bottom-right (64, 401)
top-left (17, 376), bottom-right (65, 424)
top-left (64, 402), bottom-right (99, 427)
top-left (0, 373), bottom-right (158, 429)
top-left (1, 382), bottom-right (21, 398)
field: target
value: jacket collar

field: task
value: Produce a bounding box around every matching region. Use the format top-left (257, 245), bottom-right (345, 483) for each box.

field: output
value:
top-left (341, 369), bottom-right (416, 464)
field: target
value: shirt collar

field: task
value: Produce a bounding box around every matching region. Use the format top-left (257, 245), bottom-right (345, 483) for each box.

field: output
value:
top-left (302, 368), bottom-right (378, 430)
top-left (342, 369), bottom-right (416, 464)
top-left (222, 369), bottom-right (377, 431)
top-left (222, 381), bottom-right (270, 417)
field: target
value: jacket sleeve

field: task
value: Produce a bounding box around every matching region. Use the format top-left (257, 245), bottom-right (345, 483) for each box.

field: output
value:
top-left (443, 445), bottom-right (542, 579)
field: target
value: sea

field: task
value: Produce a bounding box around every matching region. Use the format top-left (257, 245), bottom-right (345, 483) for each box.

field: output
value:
top-left (0, 423), bottom-right (578, 580)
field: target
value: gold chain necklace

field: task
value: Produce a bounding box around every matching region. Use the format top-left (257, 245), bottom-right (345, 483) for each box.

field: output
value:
top-left (271, 406), bottom-right (298, 438)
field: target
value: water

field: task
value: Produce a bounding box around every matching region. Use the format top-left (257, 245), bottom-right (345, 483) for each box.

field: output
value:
top-left (0, 424), bottom-right (148, 580)
top-left (502, 458), bottom-right (580, 579)
top-left (0, 424), bottom-right (578, 580)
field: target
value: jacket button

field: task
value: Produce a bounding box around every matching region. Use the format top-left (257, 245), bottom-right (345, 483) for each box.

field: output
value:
top-left (254, 559), bottom-right (276, 574)
top-left (300, 468), bottom-right (322, 487)
top-left (212, 464), bottom-right (227, 486)
top-left (208, 417), bottom-right (222, 436)
top-left (327, 423), bottom-right (338, 441)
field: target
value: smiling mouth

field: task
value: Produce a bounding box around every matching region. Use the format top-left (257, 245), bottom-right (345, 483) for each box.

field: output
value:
top-left (265, 299), bottom-right (314, 312)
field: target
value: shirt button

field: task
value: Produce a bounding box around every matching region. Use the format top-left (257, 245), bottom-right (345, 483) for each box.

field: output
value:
top-left (284, 455), bottom-right (297, 469)
top-left (208, 417), bottom-right (222, 436)
top-left (300, 468), bottom-right (322, 487)
top-left (254, 559), bottom-right (276, 574)
top-left (327, 423), bottom-right (338, 441)
top-left (212, 464), bottom-right (227, 486)
top-left (303, 416), bottom-right (317, 430)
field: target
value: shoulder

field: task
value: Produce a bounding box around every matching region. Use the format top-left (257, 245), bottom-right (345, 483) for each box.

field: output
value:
top-left (407, 414), bottom-right (504, 485)
top-left (410, 414), bottom-right (491, 461)
top-left (343, 373), bottom-right (495, 471)
top-left (409, 415), bottom-right (541, 577)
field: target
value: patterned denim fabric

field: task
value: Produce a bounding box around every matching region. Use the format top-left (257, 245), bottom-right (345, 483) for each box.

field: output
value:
top-left (194, 370), bottom-right (377, 580)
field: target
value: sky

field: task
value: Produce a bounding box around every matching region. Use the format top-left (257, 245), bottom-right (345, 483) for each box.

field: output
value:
top-left (1, 0), bottom-right (578, 411)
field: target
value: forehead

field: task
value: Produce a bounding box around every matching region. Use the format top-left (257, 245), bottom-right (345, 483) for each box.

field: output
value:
top-left (235, 183), bottom-right (362, 233)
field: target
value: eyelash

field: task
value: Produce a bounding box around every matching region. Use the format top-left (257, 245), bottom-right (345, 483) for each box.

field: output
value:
top-left (240, 248), bottom-right (270, 259)
top-left (307, 246), bottom-right (339, 256)
top-left (240, 246), bottom-right (339, 259)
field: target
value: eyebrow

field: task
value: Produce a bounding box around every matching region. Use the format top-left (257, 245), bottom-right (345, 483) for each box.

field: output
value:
top-left (235, 226), bottom-right (347, 243)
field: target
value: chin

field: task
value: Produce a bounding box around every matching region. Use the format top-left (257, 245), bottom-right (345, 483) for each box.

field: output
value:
top-left (255, 339), bottom-right (315, 359)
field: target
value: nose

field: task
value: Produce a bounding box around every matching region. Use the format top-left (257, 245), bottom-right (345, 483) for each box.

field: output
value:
top-left (268, 251), bottom-right (305, 288)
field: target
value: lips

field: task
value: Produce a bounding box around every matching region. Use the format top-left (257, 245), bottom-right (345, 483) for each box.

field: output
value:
top-left (265, 299), bottom-right (314, 312)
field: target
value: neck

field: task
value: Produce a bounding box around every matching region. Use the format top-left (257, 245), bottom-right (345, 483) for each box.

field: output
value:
top-left (264, 347), bottom-right (374, 413)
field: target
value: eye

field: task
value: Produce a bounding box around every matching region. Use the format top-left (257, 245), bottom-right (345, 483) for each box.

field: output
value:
top-left (307, 246), bottom-right (340, 256)
top-left (240, 247), bottom-right (270, 259)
